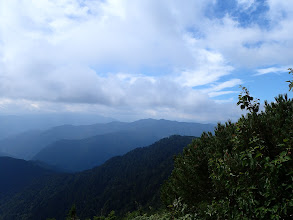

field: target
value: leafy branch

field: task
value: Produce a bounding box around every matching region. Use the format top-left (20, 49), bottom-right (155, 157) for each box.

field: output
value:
top-left (287, 68), bottom-right (293, 91)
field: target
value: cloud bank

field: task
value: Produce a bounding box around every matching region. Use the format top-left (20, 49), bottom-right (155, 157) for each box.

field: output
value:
top-left (0, 0), bottom-right (292, 122)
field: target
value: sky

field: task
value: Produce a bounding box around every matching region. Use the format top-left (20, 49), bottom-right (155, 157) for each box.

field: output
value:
top-left (0, 0), bottom-right (292, 123)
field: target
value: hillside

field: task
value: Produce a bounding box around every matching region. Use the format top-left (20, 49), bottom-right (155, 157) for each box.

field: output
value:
top-left (0, 119), bottom-right (214, 161)
top-left (0, 135), bottom-right (194, 220)
top-left (0, 113), bottom-right (114, 140)
top-left (0, 123), bottom-right (122, 160)
top-left (33, 130), bottom-right (159, 172)
top-left (0, 157), bottom-right (56, 200)
top-left (32, 119), bottom-right (213, 171)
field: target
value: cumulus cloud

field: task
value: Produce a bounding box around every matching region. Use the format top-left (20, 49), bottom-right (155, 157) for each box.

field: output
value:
top-left (177, 48), bottom-right (235, 87)
top-left (0, 0), bottom-right (292, 122)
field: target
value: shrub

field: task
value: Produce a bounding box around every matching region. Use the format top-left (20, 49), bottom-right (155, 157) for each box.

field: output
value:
top-left (161, 86), bottom-right (293, 219)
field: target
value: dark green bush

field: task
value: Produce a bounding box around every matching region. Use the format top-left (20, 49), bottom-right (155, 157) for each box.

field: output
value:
top-left (162, 87), bottom-right (293, 219)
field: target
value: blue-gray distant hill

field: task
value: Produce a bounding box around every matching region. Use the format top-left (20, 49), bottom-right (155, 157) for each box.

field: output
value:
top-left (0, 118), bottom-right (126, 160)
top-left (0, 113), bottom-right (115, 140)
top-left (33, 119), bottom-right (214, 171)
top-left (0, 119), bottom-right (214, 164)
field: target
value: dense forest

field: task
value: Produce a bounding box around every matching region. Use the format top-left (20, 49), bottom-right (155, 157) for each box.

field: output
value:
top-left (0, 136), bottom-right (194, 220)
top-left (0, 157), bottom-right (55, 199)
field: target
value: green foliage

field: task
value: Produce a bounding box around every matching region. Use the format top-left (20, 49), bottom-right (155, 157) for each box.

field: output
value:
top-left (66, 204), bottom-right (78, 220)
top-left (93, 210), bottom-right (117, 220)
top-left (162, 88), bottom-right (293, 219)
top-left (287, 68), bottom-right (293, 91)
top-left (125, 211), bottom-right (194, 220)
top-left (237, 86), bottom-right (260, 113)
top-left (130, 213), bottom-right (170, 220)
top-left (122, 210), bottom-right (141, 220)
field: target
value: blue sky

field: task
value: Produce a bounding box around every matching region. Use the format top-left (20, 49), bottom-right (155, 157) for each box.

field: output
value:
top-left (0, 0), bottom-right (292, 123)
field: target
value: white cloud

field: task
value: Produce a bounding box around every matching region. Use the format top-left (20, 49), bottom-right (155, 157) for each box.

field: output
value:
top-left (266, 0), bottom-right (293, 21)
top-left (237, 0), bottom-right (256, 10)
top-left (208, 79), bottom-right (242, 92)
top-left (194, 3), bottom-right (293, 68)
top-left (255, 66), bottom-right (288, 76)
top-left (0, 0), bottom-right (291, 122)
top-left (177, 47), bottom-right (234, 87)
top-left (200, 79), bottom-right (243, 97)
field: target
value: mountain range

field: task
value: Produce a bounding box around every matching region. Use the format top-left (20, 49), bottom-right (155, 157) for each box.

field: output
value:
top-left (0, 113), bottom-right (115, 140)
top-left (0, 119), bottom-right (214, 171)
top-left (0, 135), bottom-right (194, 220)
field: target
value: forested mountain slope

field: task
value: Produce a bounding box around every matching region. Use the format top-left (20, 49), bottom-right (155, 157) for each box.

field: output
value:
top-left (0, 157), bottom-right (56, 199)
top-left (159, 91), bottom-right (293, 219)
top-left (0, 135), bottom-right (194, 220)
top-left (33, 130), bottom-right (161, 171)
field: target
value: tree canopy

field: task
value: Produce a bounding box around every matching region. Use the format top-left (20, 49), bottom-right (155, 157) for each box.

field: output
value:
top-left (161, 74), bottom-right (293, 219)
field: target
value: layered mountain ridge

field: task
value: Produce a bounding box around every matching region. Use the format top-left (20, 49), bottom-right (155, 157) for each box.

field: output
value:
top-left (0, 119), bottom-right (214, 171)
top-left (0, 135), bottom-right (194, 220)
